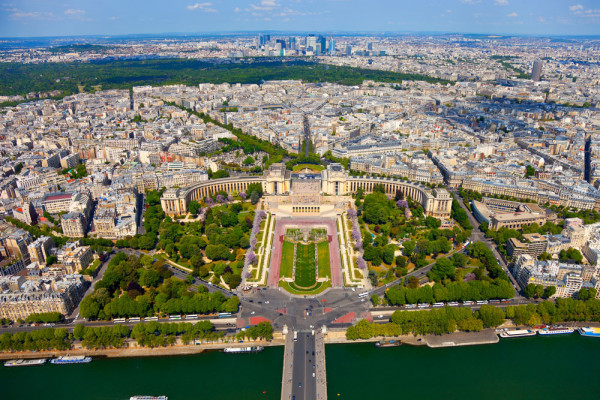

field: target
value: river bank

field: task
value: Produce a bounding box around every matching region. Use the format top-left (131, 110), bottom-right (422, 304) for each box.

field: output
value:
top-left (1, 322), bottom-right (598, 360)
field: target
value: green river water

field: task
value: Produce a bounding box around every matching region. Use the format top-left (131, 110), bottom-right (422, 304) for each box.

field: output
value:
top-left (1, 334), bottom-right (598, 400)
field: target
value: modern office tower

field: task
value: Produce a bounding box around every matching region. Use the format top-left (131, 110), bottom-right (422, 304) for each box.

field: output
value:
top-left (345, 45), bottom-right (352, 56)
top-left (531, 59), bottom-right (543, 82)
top-left (306, 35), bottom-right (317, 51)
top-left (259, 34), bottom-right (271, 46)
top-left (367, 42), bottom-right (373, 51)
top-left (276, 39), bottom-right (286, 49)
top-left (328, 37), bottom-right (335, 55)
top-left (288, 36), bottom-right (296, 50)
top-left (318, 35), bottom-right (326, 54)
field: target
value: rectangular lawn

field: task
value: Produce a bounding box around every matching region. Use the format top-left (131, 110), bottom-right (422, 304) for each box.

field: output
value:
top-left (280, 240), bottom-right (295, 278)
top-left (295, 243), bottom-right (316, 287)
top-left (317, 241), bottom-right (330, 278)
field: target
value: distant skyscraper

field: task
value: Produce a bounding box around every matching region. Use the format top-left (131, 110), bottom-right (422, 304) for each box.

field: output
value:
top-left (276, 39), bottom-right (286, 49)
top-left (318, 35), bottom-right (326, 54)
top-left (367, 42), bottom-right (373, 51)
top-left (328, 38), bottom-right (335, 55)
top-left (288, 36), bottom-right (296, 50)
top-left (531, 59), bottom-right (543, 82)
top-left (259, 34), bottom-right (271, 46)
top-left (345, 45), bottom-right (352, 56)
top-left (306, 35), bottom-right (317, 51)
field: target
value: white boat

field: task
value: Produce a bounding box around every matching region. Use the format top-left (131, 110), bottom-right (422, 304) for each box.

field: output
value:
top-left (130, 397), bottom-right (168, 400)
top-left (223, 346), bottom-right (264, 353)
top-left (4, 358), bottom-right (46, 367)
top-left (498, 329), bottom-right (536, 338)
top-left (50, 355), bottom-right (92, 364)
top-left (538, 326), bottom-right (575, 335)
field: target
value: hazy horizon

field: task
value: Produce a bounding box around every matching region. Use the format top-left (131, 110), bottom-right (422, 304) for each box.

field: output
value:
top-left (1, 0), bottom-right (599, 38)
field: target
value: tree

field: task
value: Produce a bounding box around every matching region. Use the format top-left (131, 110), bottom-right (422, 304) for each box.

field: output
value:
top-left (370, 294), bottom-right (380, 306)
top-left (424, 216), bottom-right (441, 229)
top-left (383, 245), bottom-right (396, 265)
top-left (478, 305), bottom-right (505, 328)
top-left (363, 192), bottom-right (390, 225)
top-left (188, 201), bottom-right (201, 215)
top-left (250, 191), bottom-right (259, 205)
top-left (395, 255), bottom-right (407, 269)
top-left (140, 269), bottom-right (161, 288)
top-left (229, 274), bottom-right (242, 289)
top-left (523, 283), bottom-right (536, 299)
top-left (243, 156), bottom-right (255, 165)
top-left (524, 165), bottom-right (535, 178)
top-left (428, 258), bottom-right (455, 282)
top-left (543, 286), bottom-right (556, 299)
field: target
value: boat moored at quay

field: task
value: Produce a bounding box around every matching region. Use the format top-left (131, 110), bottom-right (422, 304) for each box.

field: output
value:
top-left (578, 327), bottom-right (600, 337)
top-left (538, 326), bottom-right (575, 335)
top-left (497, 329), bottom-right (537, 338)
top-left (375, 340), bottom-right (402, 348)
top-left (4, 359), bottom-right (46, 367)
top-left (130, 396), bottom-right (168, 400)
top-left (49, 356), bottom-right (92, 365)
top-left (223, 346), bottom-right (264, 354)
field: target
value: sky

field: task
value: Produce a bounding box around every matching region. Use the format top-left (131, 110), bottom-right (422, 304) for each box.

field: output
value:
top-left (0, 0), bottom-right (599, 38)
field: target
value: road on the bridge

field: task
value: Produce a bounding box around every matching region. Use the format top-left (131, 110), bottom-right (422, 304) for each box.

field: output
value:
top-left (291, 331), bottom-right (317, 400)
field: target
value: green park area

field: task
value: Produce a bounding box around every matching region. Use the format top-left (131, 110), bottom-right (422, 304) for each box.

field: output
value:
top-left (279, 236), bottom-right (331, 295)
top-left (317, 241), bottom-right (331, 278)
top-left (295, 243), bottom-right (317, 287)
top-left (280, 241), bottom-right (295, 278)
top-left (292, 164), bottom-right (325, 172)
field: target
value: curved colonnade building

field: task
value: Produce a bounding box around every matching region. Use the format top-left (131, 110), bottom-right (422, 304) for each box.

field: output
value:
top-left (160, 163), bottom-right (452, 219)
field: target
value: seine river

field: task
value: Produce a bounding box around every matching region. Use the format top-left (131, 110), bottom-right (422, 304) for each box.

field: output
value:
top-left (1, 334), bottom-right (599, 400)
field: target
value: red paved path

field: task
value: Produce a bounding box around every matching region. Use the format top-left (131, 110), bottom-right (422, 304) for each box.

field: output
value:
top-left (332, 312), bottom-right (356, 324)
top-left (249, 316), bottom-right (271, 325)
top-left (267, 217), bottom-right (343, 288)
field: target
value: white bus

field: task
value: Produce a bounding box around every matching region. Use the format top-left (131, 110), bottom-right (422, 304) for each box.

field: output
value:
top-left (433, 302), bottom-right (445, 308)
top-left (358, 292), bottom-right (369, 298)
top-left (185, 314), bottom-right (198, 320)
top-left (113, 318), bottom-right (126, 324)
top-left (129, 317), bottom-right (141, 322)
top-left (145, 316), bottom-right (158, 321)
top-left (169, 315), bottom-right (182, 320)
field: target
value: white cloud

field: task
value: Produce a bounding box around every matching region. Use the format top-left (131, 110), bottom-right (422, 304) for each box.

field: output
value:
top-left (64, 8), bottom-right (91, 21)
top-left (568, 4), bottom-right (600, 18)
top-left (10, 10), bottom-right (55, 20)
top-left (507, 12), bottom-right (518, 17)
top-left (460, 0), bottom-right (481, 4)
top-left (187, 2), bottom-right (218, 12)
top-left (234, 7), bottom-right (241, 12)
top-left (538, 16), bottom-right (546, 23)
top-left (64, 9), bottom-right (84, 16)
top-left (494, 0), bottom-right (509, 5)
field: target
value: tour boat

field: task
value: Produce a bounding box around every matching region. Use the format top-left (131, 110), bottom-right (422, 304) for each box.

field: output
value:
top-left (223, 346), bottom-right (264, 353)
top-left (375, 340), bottom-right (402, 348)
top-left (50, 355), bottom-right (92, 364)
top-left (498, 329), bottom-right (536, 338)
top-left (538, 326), bottom-right (575, 335)
top-left (4, 358), bottom-right (46, 367)
top-left (129, 397), bottom-right (168, 400)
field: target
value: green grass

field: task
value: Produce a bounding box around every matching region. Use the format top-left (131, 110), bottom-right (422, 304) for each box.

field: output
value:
top-left (295, 243), bottom-right (316, 287)
top-left (317, 241), bottom-right (330, 278)
top-left (292, 164), bottom-right (325, 172)
top-left (280, 240), bottom-right (295, 278)
top-left (280, 280), bottom-right (331, 295)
